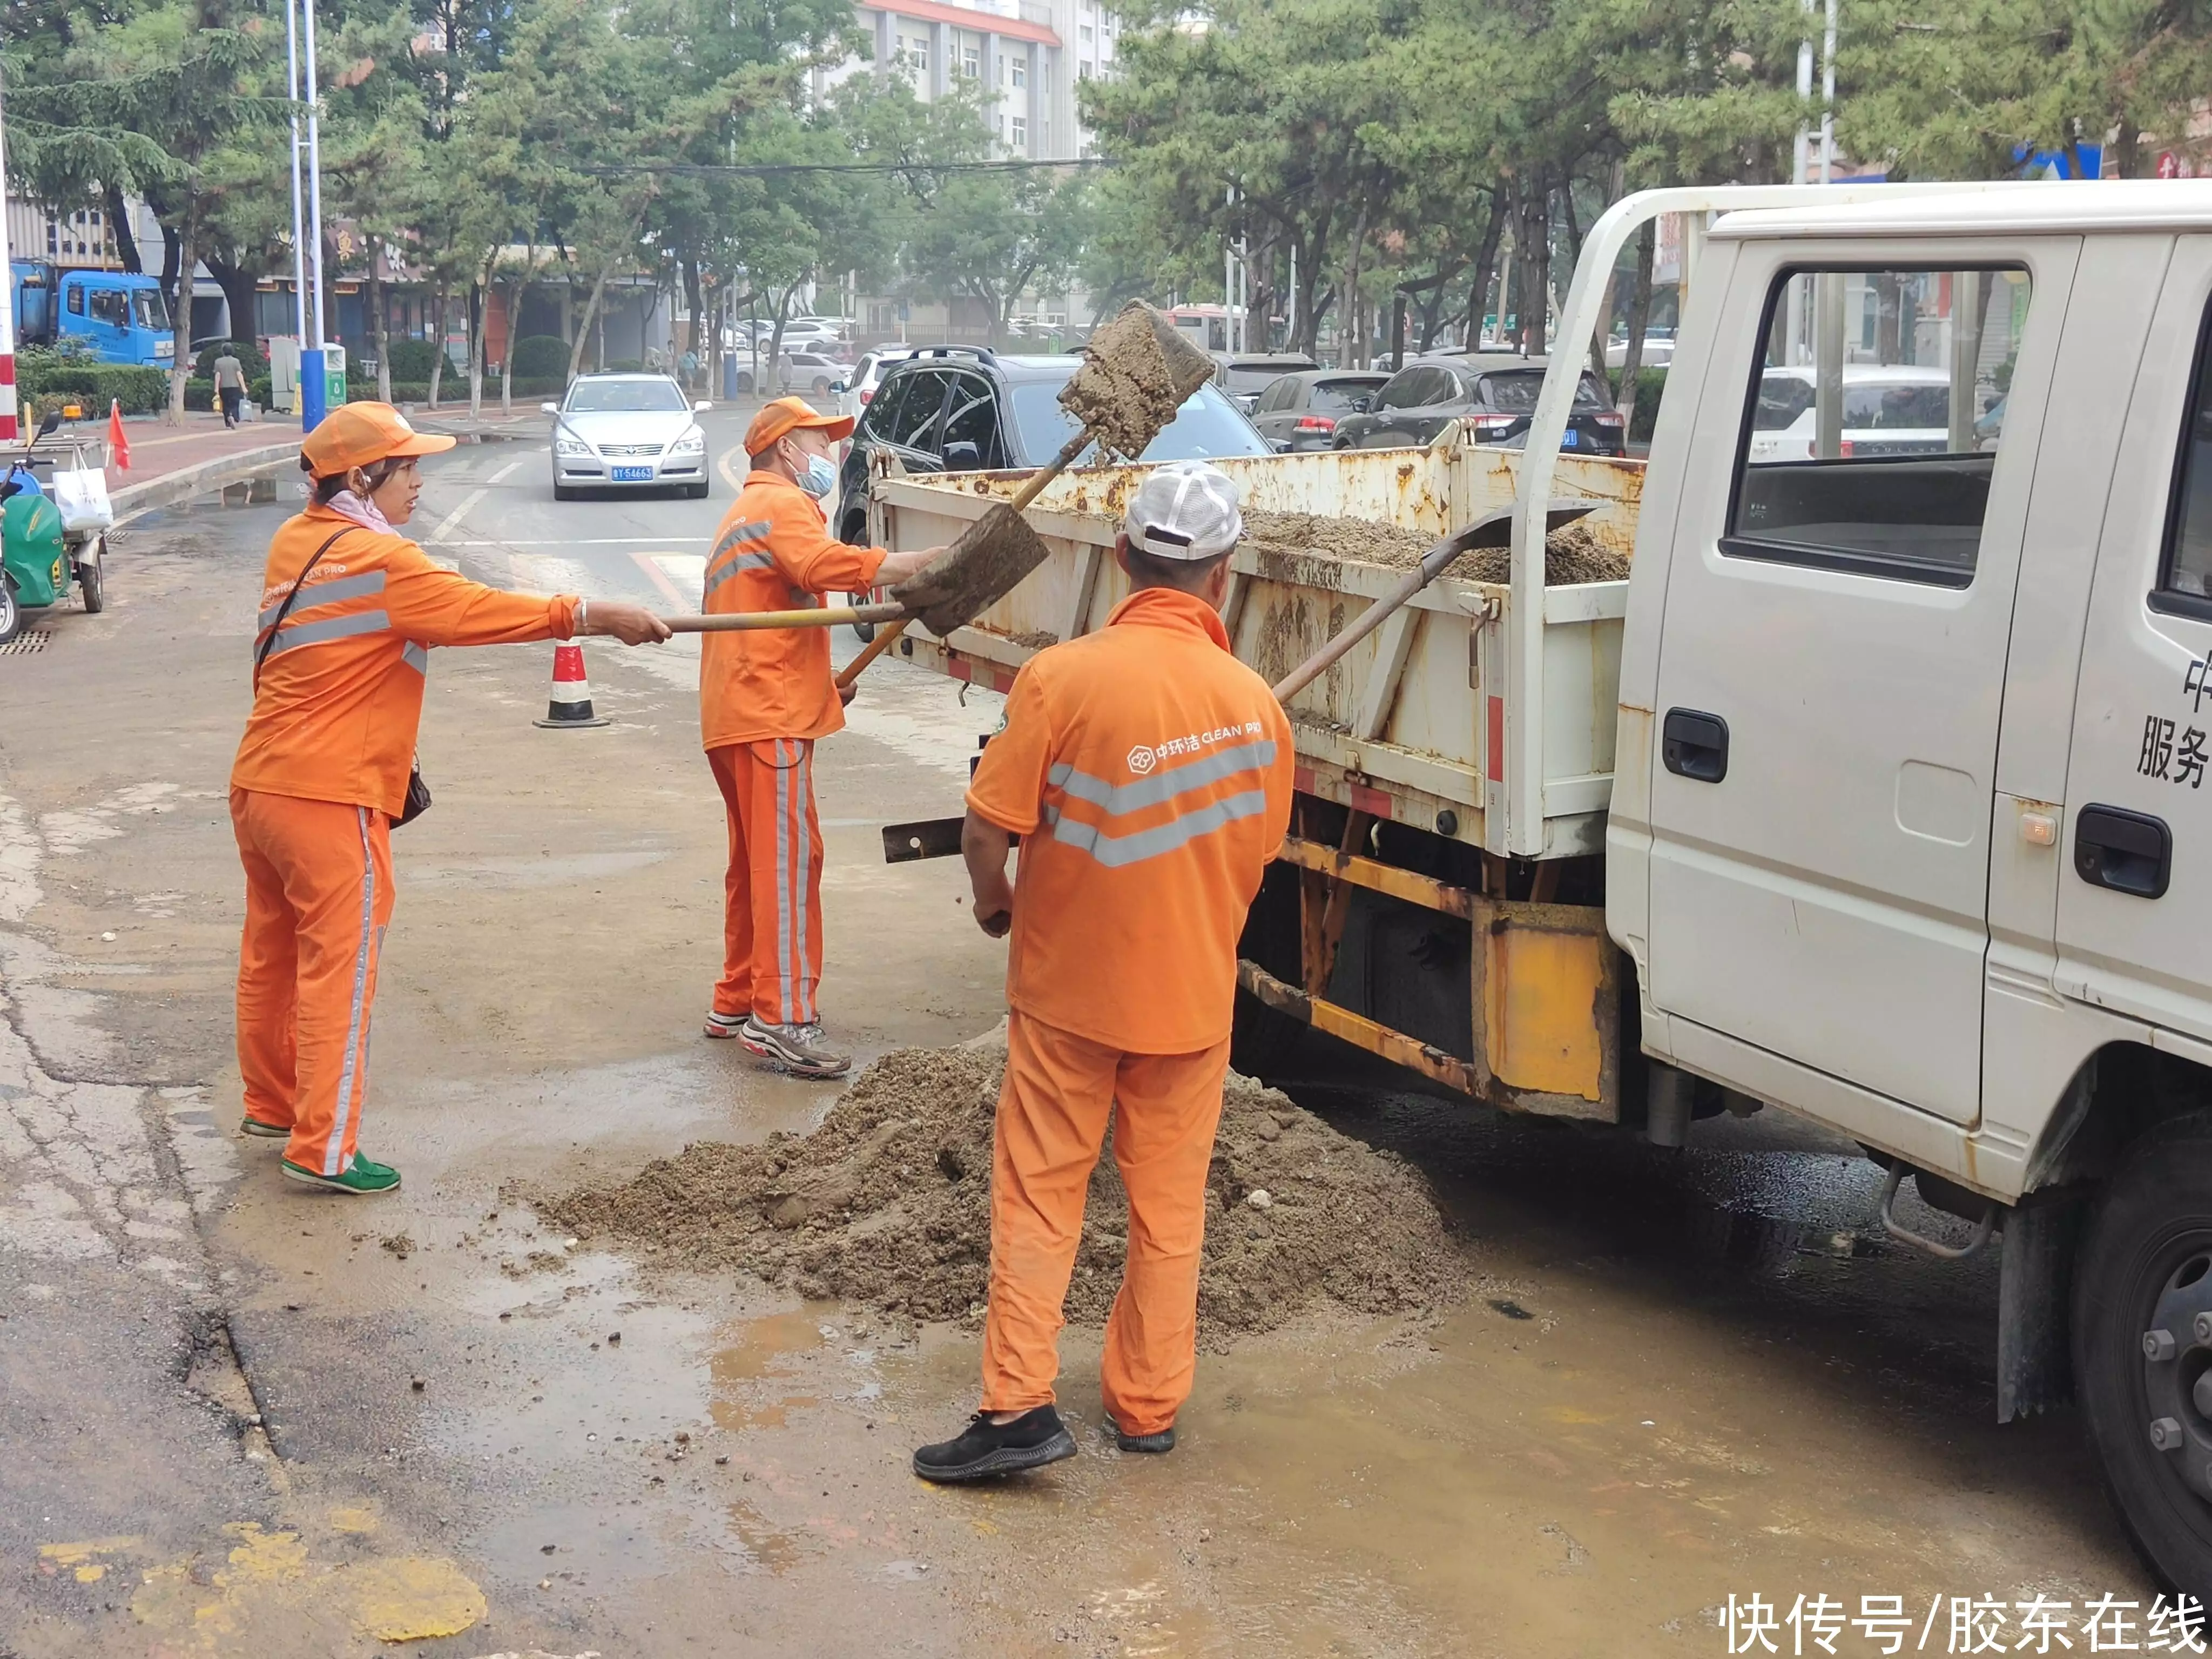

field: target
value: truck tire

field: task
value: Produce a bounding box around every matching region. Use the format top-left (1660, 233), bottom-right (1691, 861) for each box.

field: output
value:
top-left (2075, 1110), bottom-right (2212, 1597)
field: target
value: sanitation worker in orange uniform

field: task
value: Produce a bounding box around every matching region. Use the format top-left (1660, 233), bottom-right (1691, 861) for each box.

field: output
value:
top-left (232, 403), bottom-right (670, 1194)
top-left (697, 397), bottom-right (942, 1078)
top-left (913, 461), bottom-right (1294, 1481)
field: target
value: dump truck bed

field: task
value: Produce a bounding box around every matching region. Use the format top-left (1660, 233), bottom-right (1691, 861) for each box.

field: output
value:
top-left (864, 430), bottom-right (1644, 858)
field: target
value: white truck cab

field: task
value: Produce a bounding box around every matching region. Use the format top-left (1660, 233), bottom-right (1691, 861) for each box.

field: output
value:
top-left (1603, 183), bottom-right (2212, 1589)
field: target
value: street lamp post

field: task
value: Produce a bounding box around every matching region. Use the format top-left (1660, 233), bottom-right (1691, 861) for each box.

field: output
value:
top-left (287, 0), bottom-right (310, 418)
top-left (298, 0), bottom-right (330, 430)
top-left (0, 71), bottom-right (18, 444)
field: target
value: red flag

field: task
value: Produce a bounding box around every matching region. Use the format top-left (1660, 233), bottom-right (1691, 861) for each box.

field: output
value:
top-left (107, 399), bottom-right (130, 472)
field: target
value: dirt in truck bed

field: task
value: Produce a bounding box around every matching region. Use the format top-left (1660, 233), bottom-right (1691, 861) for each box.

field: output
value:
top-left (539, 1041), bottom-right (1469, 1341)
top-left (1241, 509), bottom-right (1631, 584)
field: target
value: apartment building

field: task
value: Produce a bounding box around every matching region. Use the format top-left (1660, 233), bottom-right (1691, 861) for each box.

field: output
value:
top-left (816, 0), bottom-right (1123, 162)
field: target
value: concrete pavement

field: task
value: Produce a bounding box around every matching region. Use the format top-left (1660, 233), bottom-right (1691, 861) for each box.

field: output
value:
top-left (0, 414), bottom-right (2157, 1655)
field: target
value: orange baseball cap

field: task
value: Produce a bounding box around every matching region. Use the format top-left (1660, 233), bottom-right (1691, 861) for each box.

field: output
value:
top-left (745, 396), bottom-right (854, 456)
top-left (300, 402), bottom-right (458, 477)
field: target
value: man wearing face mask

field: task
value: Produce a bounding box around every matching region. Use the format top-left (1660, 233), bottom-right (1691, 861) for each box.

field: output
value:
top-left (698, 397), bottom-right (945, 1076)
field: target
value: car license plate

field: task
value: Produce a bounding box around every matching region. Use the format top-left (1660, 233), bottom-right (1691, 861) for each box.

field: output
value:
top-left (611, 465), bottom-right (653, 482)
top-left (1561, 428), bottom-right (1580, 447)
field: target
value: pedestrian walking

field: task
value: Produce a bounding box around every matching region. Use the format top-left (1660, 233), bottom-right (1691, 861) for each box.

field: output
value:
top-left (231, 403), bottom-right (670, 1194)
top-left (912, 461), bottom-right (1294, 1481)
top-left (212, 346), bottom-right (247, 428)
top-left (697, 396), bottom-right (945, 1077)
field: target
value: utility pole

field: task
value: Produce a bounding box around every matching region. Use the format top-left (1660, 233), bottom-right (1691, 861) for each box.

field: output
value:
top-left (1820, 0), bottom-right (1838, 184)
top-left (0, 68), bottom-right (18, 443)
top-left (287, 0), bottom-right (309, 413)
top-left (300, 0), bottom-right (330, 429)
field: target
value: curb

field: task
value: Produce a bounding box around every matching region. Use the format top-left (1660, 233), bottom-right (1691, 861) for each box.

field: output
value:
top-left (111, 440), bottom-right (301, 524)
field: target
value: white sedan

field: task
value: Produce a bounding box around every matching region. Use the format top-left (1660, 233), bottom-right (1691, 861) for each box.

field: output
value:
top-left (544, 374), bottom-right (713, 501)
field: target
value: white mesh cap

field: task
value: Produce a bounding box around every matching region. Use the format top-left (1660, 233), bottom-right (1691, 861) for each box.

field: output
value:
top-left (1121, 460), bottom-right (1244, 561)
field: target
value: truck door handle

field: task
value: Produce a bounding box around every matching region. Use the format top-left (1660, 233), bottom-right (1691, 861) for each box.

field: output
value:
top-left (2074, 804), bottom-right (2171, 899)
top-left (1662, 708), bottom-right (1729, 783)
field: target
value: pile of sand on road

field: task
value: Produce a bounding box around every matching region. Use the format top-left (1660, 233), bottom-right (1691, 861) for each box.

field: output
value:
top-left (1240, 509), bottom-right (1631, 584)
top-left (541, 1044), bottom-right (1466, 1340)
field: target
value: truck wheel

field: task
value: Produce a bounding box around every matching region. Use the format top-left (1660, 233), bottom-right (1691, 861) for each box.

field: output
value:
top-left (0, 576), bottom-right (18, 645)
top-left (77, 541), bottom-right (105, 613)
top-left (2075, 1111), bottom-right (2212, 1596)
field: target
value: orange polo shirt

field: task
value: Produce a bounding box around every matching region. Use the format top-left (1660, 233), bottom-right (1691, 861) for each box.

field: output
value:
top-left (232, 506), bottom-right (580, 818)
top-left (698, 470), bottom-right (888, 750)
top-left (966, 586), bottom-right (1294, 1054)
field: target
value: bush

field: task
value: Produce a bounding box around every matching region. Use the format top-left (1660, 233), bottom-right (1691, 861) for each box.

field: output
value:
top-left (1628, 366), bottom-right (1667, 444)
top-left (250, 375), bottom-right (272, 409)
top-left (510, 335), bottom-right (571, 379)
top-left (382, 339), bottom-right (441, 382)
top-left (185, 379), bottom-right (214, 413)
top-left (18, 362), bottom-right (168, 416)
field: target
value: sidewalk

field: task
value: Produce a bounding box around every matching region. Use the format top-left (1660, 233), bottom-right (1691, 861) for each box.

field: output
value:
top-left (100, 412), bottom-right (300, 517)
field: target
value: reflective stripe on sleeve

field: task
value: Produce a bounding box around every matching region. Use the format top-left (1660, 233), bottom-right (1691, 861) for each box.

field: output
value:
top-left (1046, 788), bottom-right (1271, 868)
top-left (259, 609), bottom-right (394, 657)
top-left (258, 570), bottom-right (387, 630)
top-left (400, 641), bottom-right (429, 674)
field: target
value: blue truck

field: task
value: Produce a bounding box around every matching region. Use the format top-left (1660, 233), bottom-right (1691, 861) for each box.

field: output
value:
top-left (9, 262), bottom-right (176, 367)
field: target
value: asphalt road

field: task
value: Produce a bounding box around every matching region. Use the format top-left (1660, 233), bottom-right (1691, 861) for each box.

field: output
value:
top-left (0, 414), bottom-right (2157, 1656)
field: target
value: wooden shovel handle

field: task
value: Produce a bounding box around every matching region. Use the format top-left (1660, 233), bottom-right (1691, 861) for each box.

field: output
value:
top-left (665, 602), bottom-right (907, 634)
top-left (837, 618), bottom-right (909, 687)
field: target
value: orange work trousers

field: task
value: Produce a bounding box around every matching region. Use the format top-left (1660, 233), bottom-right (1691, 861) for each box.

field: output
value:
top-left (982, 1008), bottom-right (1231, 1437)
top-left (707, 739), bottom-right (824, 1027)
top-left (231, 788), bottom-right (394, 1177)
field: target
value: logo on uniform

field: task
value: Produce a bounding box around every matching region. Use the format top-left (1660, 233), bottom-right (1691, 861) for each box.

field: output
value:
top-left (1126, 744), bottom-right (1157, 775)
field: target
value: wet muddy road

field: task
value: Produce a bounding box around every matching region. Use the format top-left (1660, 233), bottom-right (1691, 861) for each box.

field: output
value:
top-left (0, 433), bottom-right (2148, 1656)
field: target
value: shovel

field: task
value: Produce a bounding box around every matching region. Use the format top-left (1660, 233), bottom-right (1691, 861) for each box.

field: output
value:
top-left (661, 302), bottom-right (1218, 685)
top-left (1269, 500), bottom-right (1600, 700)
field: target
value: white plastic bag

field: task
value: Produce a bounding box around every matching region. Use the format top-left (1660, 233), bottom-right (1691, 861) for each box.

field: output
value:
top-left (53, 466), bottom-right (113, 533)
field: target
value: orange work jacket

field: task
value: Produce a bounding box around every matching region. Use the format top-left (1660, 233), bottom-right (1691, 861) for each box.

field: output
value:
top-left (231, 505), bottom-right (580, 818)
top-left (698, 470), bottom-right (887, 750)
top-left (966, 586), bottom-right (1295, 1054)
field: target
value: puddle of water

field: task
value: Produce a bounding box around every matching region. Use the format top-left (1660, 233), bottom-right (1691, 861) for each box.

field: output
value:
top-left (726, 1498), bottom-right (806, 1574)
top-left (711, 1309), bottom-right (826, 1432)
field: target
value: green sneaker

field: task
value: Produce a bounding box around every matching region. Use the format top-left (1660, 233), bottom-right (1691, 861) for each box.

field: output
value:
top-left (240, 1116), bottom-right (289, 1140)
top-left (280, 1155), bottom-right (402, 1196)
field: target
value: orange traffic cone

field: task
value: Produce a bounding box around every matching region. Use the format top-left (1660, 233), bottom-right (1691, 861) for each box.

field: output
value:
top-left (107, 400), bottom-right (130, 471)
top-left (533, 643), bottom-right (610, 728)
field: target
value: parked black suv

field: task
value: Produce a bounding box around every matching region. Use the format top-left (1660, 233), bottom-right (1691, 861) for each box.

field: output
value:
top-left (833, 347), bottom-right (1271, 544)
top-left (1329, 354), bottom-right (1626, 456)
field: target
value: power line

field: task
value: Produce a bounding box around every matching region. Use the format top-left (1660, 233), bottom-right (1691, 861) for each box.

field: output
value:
top-left (576, 157), bottom-right (1115, 178)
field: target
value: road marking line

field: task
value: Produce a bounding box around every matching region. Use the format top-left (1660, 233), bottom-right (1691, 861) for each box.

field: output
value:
top-left (630, 551), bottom-right (689, 609)
top-left (488, 459), bottom-right (522, 484)
top-left (428, 489), bottom-right (487, 544)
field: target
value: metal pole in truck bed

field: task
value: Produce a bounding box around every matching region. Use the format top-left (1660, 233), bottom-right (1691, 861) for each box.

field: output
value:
top-left (1501, 180), bottom-right (2018, 857)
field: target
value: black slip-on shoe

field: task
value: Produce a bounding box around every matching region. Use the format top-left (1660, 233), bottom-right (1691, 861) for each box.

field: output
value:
top-left (1113, 1421), bottom-right (1176, 1455)
top-left (913, 1406), bottom-right (1077, 1483)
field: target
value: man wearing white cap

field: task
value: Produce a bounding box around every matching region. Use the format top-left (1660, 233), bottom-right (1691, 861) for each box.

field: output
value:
top-left (914, 461), bottom-right (1294, 1482)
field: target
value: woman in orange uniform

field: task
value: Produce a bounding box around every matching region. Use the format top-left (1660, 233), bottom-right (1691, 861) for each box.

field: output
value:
top-left (232, 403), bottom-right (670, 1195)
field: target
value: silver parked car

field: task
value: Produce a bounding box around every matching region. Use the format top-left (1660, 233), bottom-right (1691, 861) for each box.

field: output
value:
top-left (543, 373), bottom-right (713, 501)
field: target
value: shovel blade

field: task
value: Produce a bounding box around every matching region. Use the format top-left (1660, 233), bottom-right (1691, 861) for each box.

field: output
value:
top-left (891, 501), bottom-right (1053, 637)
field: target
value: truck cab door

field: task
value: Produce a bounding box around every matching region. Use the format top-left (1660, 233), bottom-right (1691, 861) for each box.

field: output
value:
top-left (2056, 239), bottom-right (2212, 1048)
top-left (1643, 235), bottom-right (2075, 1127)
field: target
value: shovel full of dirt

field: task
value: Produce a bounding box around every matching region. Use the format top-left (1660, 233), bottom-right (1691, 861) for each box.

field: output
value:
top-left (660, 303), bottom-right (1217, 674)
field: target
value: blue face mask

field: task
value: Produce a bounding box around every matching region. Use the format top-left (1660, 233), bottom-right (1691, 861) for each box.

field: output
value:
top-left (798, 453), bottom-right (837, 499)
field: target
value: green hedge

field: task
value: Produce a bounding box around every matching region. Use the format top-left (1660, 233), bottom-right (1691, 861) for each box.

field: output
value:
top-left (21, 363), bottom-right (168, 416)
top-left (1626, 366), bottom-right (1667, 444)
top-left (381, 340), bottom-right (441, 381)
top-left (510, 335), bottom-right (570, 379)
